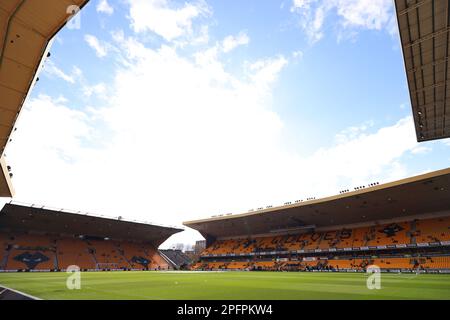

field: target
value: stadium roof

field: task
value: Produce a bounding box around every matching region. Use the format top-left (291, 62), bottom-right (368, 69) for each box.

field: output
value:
top-left (0, 202), bottom-right (183, 246)
top-left (395, 0), bottom-right (450, 141)
top-left (0, 156), bottom-right (14, 197)
top-left (0, 0), bottom-right (90, 197)
top-left (184, 167), bottom-right (450, 239)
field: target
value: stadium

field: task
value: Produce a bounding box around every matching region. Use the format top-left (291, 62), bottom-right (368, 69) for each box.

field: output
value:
top-left (0, 0), bottom-right (450, 301)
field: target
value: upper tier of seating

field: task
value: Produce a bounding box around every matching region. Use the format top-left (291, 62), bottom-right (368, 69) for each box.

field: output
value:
top-left (202, 216), bottom-right (450, 256)
top-left (0, 231), bottom-right (169, 271)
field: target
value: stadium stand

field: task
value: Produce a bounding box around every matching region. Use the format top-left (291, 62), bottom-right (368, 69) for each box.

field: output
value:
top-left (0, 202), bottom-right (183, 271)
top-left (191, 216), bottom-right (450, 271)
top-left (0, 231), bottom-right (178, 271)
top-left (185, 169), bottom-right (450, 272)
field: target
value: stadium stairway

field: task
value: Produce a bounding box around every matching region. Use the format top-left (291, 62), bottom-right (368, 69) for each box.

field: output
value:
top-left (159, 250), bottom-right (177, 269)
top-left (0, 250), bottom-right (8, 270)
top-left (115, 244), bottom-right (133, 269)
top-left (53, 252), bottom-right (58, 270)
top-left (88, 246), bottom-right (99, 269)
top-left (159, 250), bottom-right (191, 270)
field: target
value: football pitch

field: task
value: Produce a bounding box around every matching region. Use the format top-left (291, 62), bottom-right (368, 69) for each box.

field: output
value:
top-left (0, 271), bottom-right (450, 300)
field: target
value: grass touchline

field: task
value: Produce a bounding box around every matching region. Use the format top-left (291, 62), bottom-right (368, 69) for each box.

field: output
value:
top-left (0, 271), bottom-right (449, 300)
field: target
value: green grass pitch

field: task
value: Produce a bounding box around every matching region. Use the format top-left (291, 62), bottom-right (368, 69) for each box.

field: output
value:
top-left (1, 271), bottom-right (450, 300)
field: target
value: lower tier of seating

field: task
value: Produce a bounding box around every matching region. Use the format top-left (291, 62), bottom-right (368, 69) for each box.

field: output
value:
top-left (0, 232), bottom-right (170, 271)
top-left (192, 255), bottom-right (450, 271)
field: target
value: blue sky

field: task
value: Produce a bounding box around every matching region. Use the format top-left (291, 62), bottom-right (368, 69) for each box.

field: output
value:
top-left (3, 0), bottom-right (450, 248)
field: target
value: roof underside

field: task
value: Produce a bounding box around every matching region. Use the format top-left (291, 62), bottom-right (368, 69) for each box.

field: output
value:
top-left (0, 203), bottom-right (183, 246)
top-left (395, 0), bottom-right (450, 141)
top-left (184, 167), bottom-right (450, 239)
top-left (0, 155), bottom-right (13, 197)
top-left (0, 0), bottom-right (90, 197)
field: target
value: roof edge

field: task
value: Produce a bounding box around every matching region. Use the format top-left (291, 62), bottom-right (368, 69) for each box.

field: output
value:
top-left (183, 167), bottom-right (450, 226)
top-left (0, 155), bottom-right (14, 197)
top-left (5, 201), bottom-right (185, 233)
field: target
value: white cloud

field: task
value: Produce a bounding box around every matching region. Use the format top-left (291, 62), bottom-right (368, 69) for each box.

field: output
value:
top-left (7, 94), bottom-right (92, 170)
top-left (82, 83), bottom-right (107, 99)
top-left (410, 145), bottom-right (432, 155)
top-left (292, 0), bottom-right (314, 10)
top-left (334, 0), bottom-right (393, 30)
top-left (293, 117), bottom-right (420, 192)
top-left (97, 0), bottom-right (114, 15)
top-left (291, 0), bottom-right (395, 43)
top-left (222, 32), bottom-right (250, 53)
top-left (335, 120), bottom-right (374, 144)
top-left (248, 56), bottom-right (289, 94)
top-left (7, 33), bottom-right (290, 246)
top-left (191, 25), bottom-right (210, 45)
top-left (128, 0), bottom-right (210, 42)
top-left (52, 63), bottom-right (109, 101)
top-left (42, 60), bottom-right (79, 84)
top-left (292, 50), bottom-right (304, 59)
top-left (84, 34), bottom-right (109, 58)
